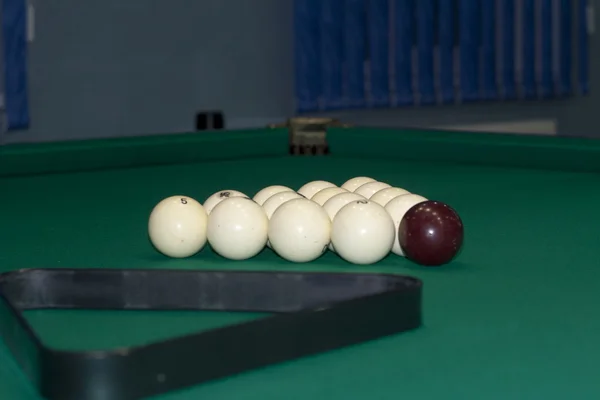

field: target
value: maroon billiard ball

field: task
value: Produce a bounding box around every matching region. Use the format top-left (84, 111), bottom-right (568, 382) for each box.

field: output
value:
top-left (398, 200), bottom-right (464, 266)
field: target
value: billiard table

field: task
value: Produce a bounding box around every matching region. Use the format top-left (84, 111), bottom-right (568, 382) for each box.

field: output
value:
top-left (1, 121), bottom-right (600, 399)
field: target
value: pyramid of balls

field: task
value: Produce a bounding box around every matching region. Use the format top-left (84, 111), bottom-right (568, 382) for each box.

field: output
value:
top-left (148, 177), bottom-right (464, 266)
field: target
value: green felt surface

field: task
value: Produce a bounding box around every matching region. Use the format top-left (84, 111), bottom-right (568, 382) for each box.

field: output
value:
top-left (1, 127), bottom-right (600, 399)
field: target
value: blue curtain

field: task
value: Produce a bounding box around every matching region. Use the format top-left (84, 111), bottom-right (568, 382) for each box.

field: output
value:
top-left (2, 0), bottom-right (30, 131)
top-left (293, 0), bottom-right (590, 113)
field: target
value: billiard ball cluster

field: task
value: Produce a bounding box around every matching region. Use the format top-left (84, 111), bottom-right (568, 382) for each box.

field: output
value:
top-left (147, 177), bottom-right (464, 266)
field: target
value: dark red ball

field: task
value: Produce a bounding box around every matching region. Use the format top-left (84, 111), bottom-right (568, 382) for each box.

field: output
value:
top-left (398, 200), bottom-right (464, 266)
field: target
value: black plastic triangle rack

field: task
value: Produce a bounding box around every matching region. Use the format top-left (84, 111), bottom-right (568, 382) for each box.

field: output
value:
top-left (0, 268), bottom-right (422, 400)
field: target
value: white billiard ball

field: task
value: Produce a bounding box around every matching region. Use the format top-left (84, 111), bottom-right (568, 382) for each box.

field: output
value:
top-left (252, 185), bottom-right (293, 206)
top-left (322, 192), bottom-right (366, 251)
top-left (354, 181), bottom-right (392, 199)
top-left (262, 191), bottom-right (303, 247)
top-left (148, 195), bottom-right (208, 258)
top-left (384, 193), bottom-right (428, 256)
top-left (207, 197), bottom-right (268, 260)
top-left (311, 187), bottom-right (348, 206)
top-left (203, 190), bottom-right (248, 214)
top-left (370, 187), bottom-right (411, 207)
top-left (297, 180), bottom-right (337, 199)
top-left (331, 200), bottom-right (395, 265)
top-left (263, 191), bottom-right (303, 219)
top-left (341, 176), bottom-right (376, 192)
top-left (269, 198), bottom-right (331, 263)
